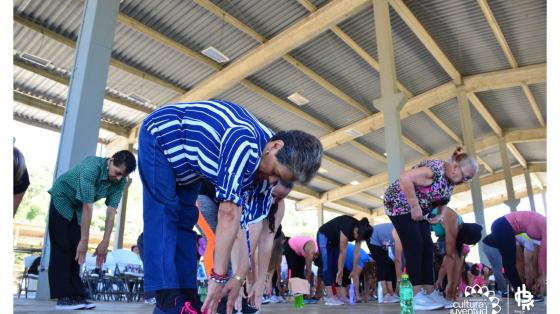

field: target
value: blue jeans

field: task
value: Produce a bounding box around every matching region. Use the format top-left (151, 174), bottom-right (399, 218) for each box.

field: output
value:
top-left (317, 232), bottom-right (339, 286)
top-left (138, 125), bottom-right (200, 291)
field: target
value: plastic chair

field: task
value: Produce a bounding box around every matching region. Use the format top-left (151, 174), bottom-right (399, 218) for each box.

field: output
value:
top-left (17, 255), bottom-right (40, 299)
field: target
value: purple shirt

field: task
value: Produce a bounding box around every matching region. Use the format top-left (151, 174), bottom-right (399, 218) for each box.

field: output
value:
top-left (383, 160), bottom-right (455, 216)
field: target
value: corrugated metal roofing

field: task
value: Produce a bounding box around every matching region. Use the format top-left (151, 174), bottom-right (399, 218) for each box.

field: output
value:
top-left (529, 83), bottom-right (546, 122)
top-left (120, 0), bottom-right (258, 62)
top-left (248, 58), bottom-right (368, 129)
top-left (478, 145), bottom-right (518, 171)
top-left (325, 142), bottom-right (386, 176)
top-left (487, 0), bottom-right (546, 67)
top-left (401, 112), bottom-right (456, 155)
top-left (216, 83), bottom-right (328, 138)
top-left (403, 0), bottom-right (510, 75)
top-left (514, 142), bottom-right (546, 163)
top-left (209, 0), bottom-right (309, 39)
top-left (475, 87), bottom-right (541, 130)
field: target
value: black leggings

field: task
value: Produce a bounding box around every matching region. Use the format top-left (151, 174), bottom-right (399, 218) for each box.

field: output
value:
top-left (389, 214), bottom-right (434, 286)
top-left (368, 244), bottom-right (396, 286)
top-left (491, 217), bottom-right (522, 290)
top-left (284, 241), bottom-right (306, 279)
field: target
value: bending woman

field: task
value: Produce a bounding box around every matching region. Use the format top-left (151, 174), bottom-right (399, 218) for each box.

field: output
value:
top-left (316, 215), bottom-right (372, 306)
top-left (383, 147), bottom-right (478, 311)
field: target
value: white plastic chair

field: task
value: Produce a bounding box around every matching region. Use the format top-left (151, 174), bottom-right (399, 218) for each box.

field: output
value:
top-left (17, 255), bottom-right (39, 298)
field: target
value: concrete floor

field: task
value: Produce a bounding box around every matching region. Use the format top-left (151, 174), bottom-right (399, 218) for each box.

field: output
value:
top-left (14, 297), bottom-right (547, 313)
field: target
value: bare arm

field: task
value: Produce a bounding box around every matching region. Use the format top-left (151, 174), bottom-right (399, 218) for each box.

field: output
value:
top-left (75, 203), bottom-right (94, 264)
top-left (93, 206), bottom-right (116, 267)
top-left (399, 167), bottom-right (434, 221)
top-left (303, 242), bottom-right (315, 285)
top-left (337, 232), bottom-right (349, 284)
top-left (351, 241), bottom-right (361, 276)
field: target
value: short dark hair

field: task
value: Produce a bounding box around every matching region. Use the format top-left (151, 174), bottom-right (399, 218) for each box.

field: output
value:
top-left (112, 150), bottom-right (137, 174)
top-left (456, 223), bottom-right (483, 255)
top-left (270, 130), bottom-right (323, 185)
top-left (131, 245), bottom-right (137, 251)
top-left (357, 218), bottom-right (373, 241)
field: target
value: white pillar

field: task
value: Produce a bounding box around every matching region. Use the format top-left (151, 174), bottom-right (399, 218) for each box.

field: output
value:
top-left (36, 0), bottom-right (119, 299)
top-left (372, 0), bottom-right (407, 182)
top-left (498, 138), bottom-right (519, 211)
top-left (457, 86), bottom-right (488, 265)
top-left (541, 192), bottom-right (547, 215)
top-left (317, 204), bottom-right (324, 226)
top-left (523, 169), bottom-right (536, 212)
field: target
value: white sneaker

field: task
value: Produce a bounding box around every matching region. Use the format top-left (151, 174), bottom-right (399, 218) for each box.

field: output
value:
top-left (338, 296), bottom-right (350, 304)
top-left (427, 290), bottom-right (453, 309)
top-left (144, 297), bottom-right (157, 304)
top-left (383, 294), bottom-right (400, 303)
top-left (324, 296), bottom-right (344, 305)
top-left (269, 295), bottom-right (280, 303)
top-left (276, 295), bottom-right (286, 303)
top-left (413, 292), bottom-right (444, 311)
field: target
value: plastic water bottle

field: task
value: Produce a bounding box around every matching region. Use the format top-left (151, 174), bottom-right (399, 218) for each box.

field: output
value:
top-left (399, 273), bottom-right (414, 314)
top-left (199, 282), bottom-right (207, 303)
top-left (349, 279), bottom-right (356, 304)
top-left (377, 281), bottom-right (384, 304)
top-left (294, 294), bottom-right (304, 309)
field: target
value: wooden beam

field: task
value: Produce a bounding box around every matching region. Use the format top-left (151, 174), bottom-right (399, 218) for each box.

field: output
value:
top-left (463, 64), bottom-right (546, 93)
top-left (296, 129), bottom-right (545, 209)
top-left (14, 15), bottom-right (185, 94)
top-left (174, 0), bottom-right (370, 102)
top-left (13, 91), bottom-right (130, 137)
top-left (521, 83), bottom-right (546, 127)
top-left (457, 187), bottom-right (545, 215)
top-left (467, 92), bottom-right (503, 136)
top-left (14, 58), bottom-right (153, 114)
top-left (505, 128), bottom-right (546, 143)
top-left (423, 109), bottom-right (462, 144)
top-left (477, 156), bottom-right (494, 174)
top-left (13, 114), bottom-right (111, 145)
top-left (388, 0), bottom-right (461, 83)
top-left (477, 0), bottom-right (518, 68)
top-left (402, 136), bottom-right (430, 156)
top-left (506, 143), bottom-right (527, 169)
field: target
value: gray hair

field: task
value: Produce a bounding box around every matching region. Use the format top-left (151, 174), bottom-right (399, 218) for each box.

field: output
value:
top-left (270, 130), bottom-right (323, 185)
top-left (451, 152), bottom-right (479, 178)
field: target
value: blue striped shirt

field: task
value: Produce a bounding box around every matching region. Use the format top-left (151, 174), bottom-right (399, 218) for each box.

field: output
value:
top-left (142, 100), bottom-right (274, 227)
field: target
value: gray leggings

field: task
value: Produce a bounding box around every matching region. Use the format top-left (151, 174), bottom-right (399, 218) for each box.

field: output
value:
top-left (481, 242), bottom-right (508, 293)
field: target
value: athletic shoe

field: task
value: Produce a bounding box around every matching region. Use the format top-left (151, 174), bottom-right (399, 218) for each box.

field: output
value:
top-left (276, 295), bottom-right (286, 303)
top-left (304, 298), bottom-right (318, 304)
top-left (338, 296), bottom-right (350, 304)
top-left (324, 296), bottom-right (344, 305)
top-left (153, 298), bottom-right (198, 314)
top-left (261, 295), bottom-right (270, 304)
top-left (427, 291), bottom-right (454, 309)
top-left (74, 296), bottom-right (96, 309)
top-left (269, 295), bottom-right (280, 303)
top-left (413, 292), bottom-right (444, 311)
top-left (55, 297), bottom-right (86, 310)
top-left (383, 294), bottom-right (400, 303)
top-left (145, 297), bottom-right (157, 304)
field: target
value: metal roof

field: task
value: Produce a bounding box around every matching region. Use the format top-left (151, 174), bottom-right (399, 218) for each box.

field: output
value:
top-left (12, 0), bottom-right (547, 216)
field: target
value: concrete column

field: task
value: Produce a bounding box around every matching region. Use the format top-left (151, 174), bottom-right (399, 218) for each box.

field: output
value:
top-left (113, 179), bottom-right (132, 250)
top-left (36, 0), bottom-right (119, 300)
top-left (372, 0), bottom-right (407, 182)
top-left (457, 86), bottom-right (488, 265)
top-left (498, 138), bottom-right (519, 212)
top-left (317, 204), bottom-right (324, 226)
top-left (523, 169), bottom-right (536, 212)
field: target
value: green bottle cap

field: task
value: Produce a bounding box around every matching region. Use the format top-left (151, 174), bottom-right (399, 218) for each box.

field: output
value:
top-left (402, 273), bottom-right (408, 279)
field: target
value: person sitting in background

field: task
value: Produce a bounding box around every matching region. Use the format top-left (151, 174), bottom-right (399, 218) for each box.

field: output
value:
top-left (14, 144), bottom-right (30, 217)
top-left (338, 242), bottom-right (372, 303)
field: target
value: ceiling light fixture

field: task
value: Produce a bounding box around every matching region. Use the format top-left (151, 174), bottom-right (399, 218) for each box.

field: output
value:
top-left (201, 46), bottom-right (230, 63)
top-left (287, 92), bottom-right (310, 106)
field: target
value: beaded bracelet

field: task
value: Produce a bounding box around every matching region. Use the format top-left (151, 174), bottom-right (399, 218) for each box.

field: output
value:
top-left (210, 268), bottom-right (229, 285)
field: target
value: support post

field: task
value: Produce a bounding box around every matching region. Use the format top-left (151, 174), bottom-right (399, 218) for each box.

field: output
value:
top-left (113, 179), bottom-right (132, 250)
top-left (523, 169), bottom-right (536, 212)
top-left (498, 138), bottom-right (519, 211)
top-left (36, 0), bottom-right (119, 300)
top-left (457, 86), bottom-right (488, 265)
top-left (372, 0), bottom-right (407, 182)
top-left (317, 204), bottom-right (324, 227)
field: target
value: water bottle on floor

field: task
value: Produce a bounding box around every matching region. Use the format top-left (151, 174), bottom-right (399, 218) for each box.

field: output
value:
top-left (349, 279), bottom-right (356, 304)
top-left (399, 273), bottom-right (414, 314)
top-left (377, 281), bottom-right (384, 304)
top-left (294, 294), bottom-right (304, 308)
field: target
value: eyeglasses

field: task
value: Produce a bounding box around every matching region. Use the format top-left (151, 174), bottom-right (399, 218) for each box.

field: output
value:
top-left (459, 166), bottom-right (473, 183)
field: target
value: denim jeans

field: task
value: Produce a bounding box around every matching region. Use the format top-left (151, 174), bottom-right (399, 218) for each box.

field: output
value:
top-left (317, 232), bottom-right (339, 286)
top-left (138, 124), bottom-right (200, 291)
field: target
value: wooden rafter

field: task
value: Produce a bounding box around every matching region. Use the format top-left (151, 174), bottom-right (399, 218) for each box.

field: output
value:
top-left (477, 0), bottom-right (545, 128)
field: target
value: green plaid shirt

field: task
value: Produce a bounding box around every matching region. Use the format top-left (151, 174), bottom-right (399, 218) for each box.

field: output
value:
top-left (48, 156), bottom-right (127, 224)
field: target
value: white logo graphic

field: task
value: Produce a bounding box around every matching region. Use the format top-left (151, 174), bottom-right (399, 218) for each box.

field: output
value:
top-left (452, 284), bottom-right (501, 314)
top-left (514, 284), bottom-right (534, 311)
